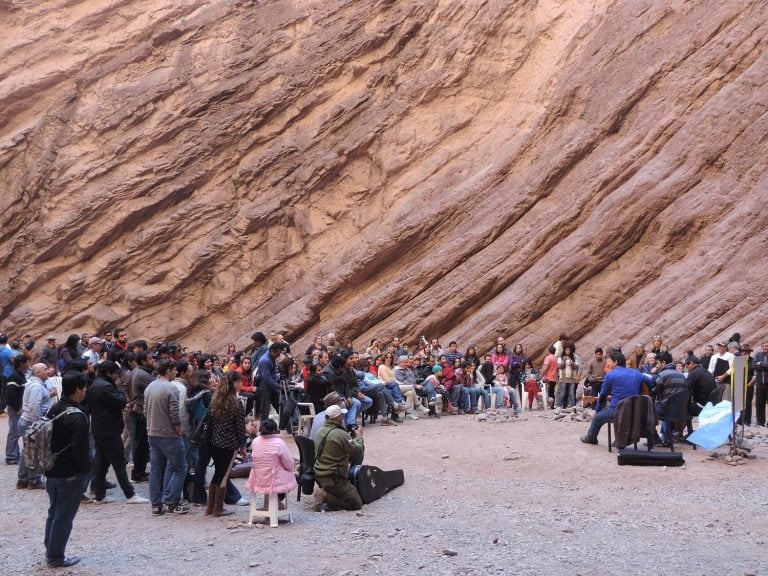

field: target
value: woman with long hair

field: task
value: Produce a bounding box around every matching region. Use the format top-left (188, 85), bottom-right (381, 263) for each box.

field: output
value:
top-left (557, 345), bottom-right (580, 409)
top-left (186, 370), bottom-right (213, 504)
top-left (491, 344), bottom-right (509, 369)
top-left (508, 344), bottom-right (528, 399)
top-left (206, 371), bottom-right (246, 517)
top-left (377, 353), bottom-right (395, 382)
top-left (58, 334), bottom-right (81, 372)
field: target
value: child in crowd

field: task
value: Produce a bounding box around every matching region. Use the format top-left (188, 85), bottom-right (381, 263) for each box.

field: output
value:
top-left (521, 360), bottom-right (544, 410)
top-left (494, 364), bottom-right (511, 408)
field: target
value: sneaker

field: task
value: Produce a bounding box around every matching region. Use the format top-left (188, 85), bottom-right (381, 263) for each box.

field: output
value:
top-left (105, 480), bottom-right (117, 490)
top-left (417, 405), bottom-right (430, 414)
top-left (130, 473), bottom-right (150, 483)
top-left (125, 494), bottom-right (149, 504)
top-left (152, 505), bottom-right (165, 515)
top-left (427, 399), bottom-right (437, 407)
top-left (406, 413), bottom-right (419, 420)
top-left (16, 480), bottom-right (29, 489)
top-left (235, 497), bottom-right (250, 506)
top-left (85, 491), bottom-right (96, 500)
top-left (81, 494), bottom-right (94, 504)
top-left (94, 496), bottom-right (116, 504)
top-left (397, 402), bottom-right (409, 412)
top-left (579, 435), bottom-right (598, 445)
top-left (29, 480), bottom-right (46, 490)
top-left (168, 503), bottom-right (190, 514)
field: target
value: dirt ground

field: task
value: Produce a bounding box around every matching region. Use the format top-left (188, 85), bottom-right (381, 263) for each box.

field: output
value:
top-left (0, 410), bottom-right (766, 576)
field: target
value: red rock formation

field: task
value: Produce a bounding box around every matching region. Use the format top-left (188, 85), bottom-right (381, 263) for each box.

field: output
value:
top-left (1, 0), bottom-right (766, 359)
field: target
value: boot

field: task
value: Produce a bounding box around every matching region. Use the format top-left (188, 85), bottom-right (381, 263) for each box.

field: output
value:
top-left (213, 483), bottom-right (233, 517)
top-left (205, 484), bottom-right (217, 516)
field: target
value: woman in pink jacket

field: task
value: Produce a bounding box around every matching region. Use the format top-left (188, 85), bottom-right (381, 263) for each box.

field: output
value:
top-left (246, 419), bottom-right (297, 507)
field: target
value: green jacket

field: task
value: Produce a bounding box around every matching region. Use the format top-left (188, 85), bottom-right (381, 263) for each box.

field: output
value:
top-left (313, 418), bottom-right (364, 480)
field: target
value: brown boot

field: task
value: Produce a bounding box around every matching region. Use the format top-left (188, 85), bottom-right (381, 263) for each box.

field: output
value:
top-left (213, 483), bottom-right (233, 517)
top-left (205, 484), bottom-right (217, 516)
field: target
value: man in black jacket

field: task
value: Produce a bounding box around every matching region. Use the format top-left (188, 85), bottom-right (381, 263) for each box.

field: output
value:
top-left (685, 356), bottom-right (717, 416)
top-left (130, 352), bottom-right (155, 483)
top-left (5, 355), bottom-right (28, 465)
top-left (88, 361), bottom-right (148, 505)
top-left (44, 371), bottom-right (91, 568)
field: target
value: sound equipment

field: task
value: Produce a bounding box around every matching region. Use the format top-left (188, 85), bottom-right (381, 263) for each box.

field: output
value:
top-left (348, 464), bottom-right (404, 504)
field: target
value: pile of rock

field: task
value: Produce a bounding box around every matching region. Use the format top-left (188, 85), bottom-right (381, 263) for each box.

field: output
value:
top-left (471, 409), bottom-right (523, 424)
top-left (547, 406), bottom-right (593, 423)
top-left (740, 425), bottom-right (768, 447)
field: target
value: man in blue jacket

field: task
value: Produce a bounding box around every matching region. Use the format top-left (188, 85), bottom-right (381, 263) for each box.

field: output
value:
top-left (580, 352), bottom-right (652, 445)
top-left (256, 343), bottom-right (283, 421)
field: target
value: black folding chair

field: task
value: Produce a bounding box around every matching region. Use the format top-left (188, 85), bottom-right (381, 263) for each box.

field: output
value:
top-left (658, 389), bottom-right (691, 452)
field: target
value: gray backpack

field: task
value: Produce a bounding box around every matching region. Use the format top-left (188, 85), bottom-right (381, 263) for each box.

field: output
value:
top-left (23, 407), bottom-right (83, 473)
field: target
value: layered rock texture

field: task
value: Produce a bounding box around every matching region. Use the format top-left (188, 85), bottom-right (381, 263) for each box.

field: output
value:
top-left (1, 0), bottom-right (767, 357)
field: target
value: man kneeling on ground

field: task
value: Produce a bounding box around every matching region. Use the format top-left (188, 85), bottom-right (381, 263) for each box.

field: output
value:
top-left (313, 404), bottom-right (365, 511)
top-left (580, 351), bottom-right (652, 445)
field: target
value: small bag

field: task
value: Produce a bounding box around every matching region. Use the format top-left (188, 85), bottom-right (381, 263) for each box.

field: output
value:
top-left (191, 410), bottom-right (212, 447)
top-left (298, 468), bottom-right (316, 495)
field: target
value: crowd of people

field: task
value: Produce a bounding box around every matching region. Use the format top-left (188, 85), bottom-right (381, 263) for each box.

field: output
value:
top-left (0, 327), bottom-right (766, 566)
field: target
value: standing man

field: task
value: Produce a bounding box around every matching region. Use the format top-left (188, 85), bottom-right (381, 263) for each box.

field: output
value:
top-left (113, 328), bottom-right (129, 353)
top-left (249, 331), bottom-right (268, 370)
top-left (5, 355), bottom-right (28, 465)
top-left (82, 338), bottom-right (103, 366)
top-left (584, 348), bottom-right (607, 397)
top-left (44, 371), bottom-right (90, 568)
top-left (88, 361), bottom-right (148, 505)
top-left (256, 342), bottom-right (283, 422)
top-left (541, 346), bottom-right (558, 408)
top-left (38, 337), bottom-right (60, 372)
top-left (0, 334), bottom-right (15, 414)
top-left (685, 356), bottom-right (716, 416)
top-left (709, 341), bottom-right (735, 383)
top-left (130, 352), bottom-right (154, 483)
top-left (144, 360), bottom-right (188, 515)
top-left (313, 404), bottom-right (365, 511)
top-left (18, 363), bottom-right (55, 489)
top-left (753, 342), bottom-right (768, 427)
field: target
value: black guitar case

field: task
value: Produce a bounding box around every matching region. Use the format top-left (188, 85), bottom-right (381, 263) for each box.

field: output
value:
top-left (348, 465), bottom-right (404, 504)
top-left (617, 449), bottom-right (685, 467)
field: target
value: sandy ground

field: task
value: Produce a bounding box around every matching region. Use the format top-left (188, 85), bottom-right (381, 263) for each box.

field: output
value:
top-left (0, 410), bottom-right (766, 576)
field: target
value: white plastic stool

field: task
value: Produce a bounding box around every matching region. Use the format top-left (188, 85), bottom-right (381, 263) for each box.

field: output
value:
top-left (248, 492), bottom-right (293, 527)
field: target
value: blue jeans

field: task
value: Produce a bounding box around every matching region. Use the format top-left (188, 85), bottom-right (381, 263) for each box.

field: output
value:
top-left (5, 407), bottom-right (20, 461)
top-left (384, 382), bottom-right (404, 403)
top-left (45, 475), bottom-right (85, 561)
top-left (585, 406), bottom-right (616, 442)
top-left (345, 396), bottom-right (373, 427)
top-left (148, 436), bottom-right (187, 507)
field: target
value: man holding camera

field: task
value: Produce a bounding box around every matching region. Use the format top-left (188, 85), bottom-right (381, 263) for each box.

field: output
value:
top-left (313, 403), bottom-right (365, 511)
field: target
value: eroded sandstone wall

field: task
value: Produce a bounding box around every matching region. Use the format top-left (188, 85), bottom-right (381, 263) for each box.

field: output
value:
top-left (1, 0), bottom-right (766, 358)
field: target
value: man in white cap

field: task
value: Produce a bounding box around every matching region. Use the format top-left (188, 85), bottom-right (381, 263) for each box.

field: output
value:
top-left (82, 338), bottom-right (103, 366)
top-left (313, 403), bottom-right (365, 511)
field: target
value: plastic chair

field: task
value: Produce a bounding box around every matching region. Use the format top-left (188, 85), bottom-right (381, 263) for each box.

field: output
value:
top-left (296, 403), bottom-right (315, 437)
top-left (248, 491), bottom-right (293, 527)
top-left (658, 389), bottom-right (691, 452)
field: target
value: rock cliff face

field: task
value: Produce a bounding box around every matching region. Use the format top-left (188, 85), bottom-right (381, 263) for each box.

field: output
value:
top-left (1, 0), bottom-right (767, 358)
